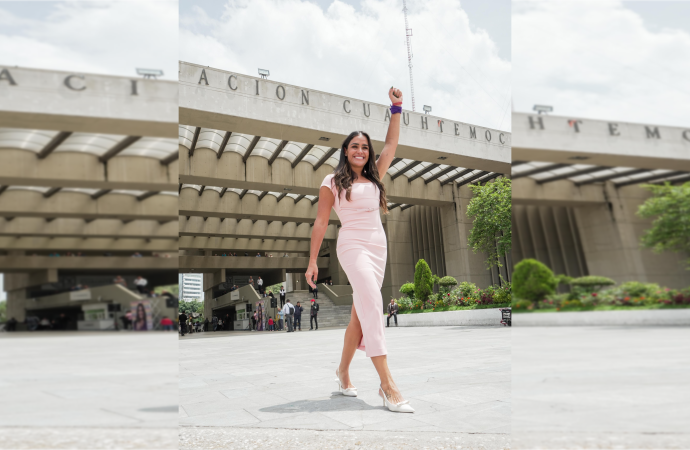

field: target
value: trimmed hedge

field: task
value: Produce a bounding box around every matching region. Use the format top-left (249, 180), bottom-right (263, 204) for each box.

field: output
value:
top-left (513, 259), bottom-right (557, 302)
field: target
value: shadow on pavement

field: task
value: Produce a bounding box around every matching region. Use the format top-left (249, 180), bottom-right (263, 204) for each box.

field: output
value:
top-left (259, 394), bottom-right (385, 414)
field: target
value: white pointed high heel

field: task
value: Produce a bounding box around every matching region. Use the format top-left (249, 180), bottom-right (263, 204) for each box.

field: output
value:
top-left (379, 386), bottom-right (415, 413)
top-left (335, 369), bottom-right (357, 397)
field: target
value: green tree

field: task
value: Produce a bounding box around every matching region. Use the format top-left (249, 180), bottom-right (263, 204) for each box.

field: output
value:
top-left (512, 259), bottom-right (557, 303)
top-left (466, 177), bottom-right (512, 269)
top-left (179, 300), bottom-right (204, 318)
top-left (413, 259), bottom-right (434, 302)
top-left (637, 182), bottom-right (690, 268)
top-left (0, 300), bottom-right (6, 323)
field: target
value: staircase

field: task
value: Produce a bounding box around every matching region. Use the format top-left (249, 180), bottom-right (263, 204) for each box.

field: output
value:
top-left (285, 290), bottom-right (351, 328)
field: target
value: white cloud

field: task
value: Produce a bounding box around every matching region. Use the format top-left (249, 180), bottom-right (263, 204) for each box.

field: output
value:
top-left (513, 0), bottom-right (690, 127)
top-left (180, 0), bottom-right (511, 130)
top-left (0, 1), bottom-right (178, 80)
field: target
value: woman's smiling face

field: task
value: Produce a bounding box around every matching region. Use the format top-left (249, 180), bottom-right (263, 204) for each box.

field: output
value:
top-left (345, 135), bottom-right (370, 170)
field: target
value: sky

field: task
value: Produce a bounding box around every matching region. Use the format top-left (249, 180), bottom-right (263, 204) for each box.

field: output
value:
top-left (0, 1), bottom-right (179, 80)
top-left (179, 0), bottom-right (513, 131)
top-left (513, 0), bottom-right (690, 127)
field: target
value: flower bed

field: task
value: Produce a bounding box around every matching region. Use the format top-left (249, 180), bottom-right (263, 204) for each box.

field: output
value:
top-left (394, 280), bottom-right (511, 314)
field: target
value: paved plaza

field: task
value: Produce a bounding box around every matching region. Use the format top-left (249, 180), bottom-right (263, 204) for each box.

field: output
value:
top-left (512, 326), bottom-right (690, 449)
top-left (0, 332), bottom-right (178, 449)
top-left (179, 326), bottom-right (510, 450)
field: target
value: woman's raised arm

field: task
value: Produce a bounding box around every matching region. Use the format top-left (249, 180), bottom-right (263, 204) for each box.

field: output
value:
top-left (376, 87), bottom-right (403, 176)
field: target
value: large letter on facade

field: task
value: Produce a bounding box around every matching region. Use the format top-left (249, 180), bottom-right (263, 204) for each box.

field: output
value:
top-left (528, 116), bottom-right (544, 130)
top-left (64, 75), bottom-right (86, 91)
top-left (0, 68), bottom-right (17, 85)
top-left (645, 126), bottom-right (660, 139)
top-left (198, 69), bottom-right (209, 85)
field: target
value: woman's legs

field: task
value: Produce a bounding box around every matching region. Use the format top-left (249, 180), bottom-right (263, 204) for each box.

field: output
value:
top-left (338, 304), bottom-right (362, 389)
top-left (371, 355), bottom-right (405, 404)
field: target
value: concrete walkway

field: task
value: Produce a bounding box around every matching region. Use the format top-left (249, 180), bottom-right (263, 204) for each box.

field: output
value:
top-left (179, 326), bottom-right (510, 449)
top-left (0, 332), bottom-right (178, 449)
top-left (512, 326), bottom-right (690, 449)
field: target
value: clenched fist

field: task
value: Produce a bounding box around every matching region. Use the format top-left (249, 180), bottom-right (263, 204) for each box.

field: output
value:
top-left (389, 87), bottom-right (403, 104)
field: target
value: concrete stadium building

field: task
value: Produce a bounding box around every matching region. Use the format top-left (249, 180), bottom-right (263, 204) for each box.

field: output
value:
top-left (512, 112), bottom-right (690, 287)
top-left (177, 62), bottom-right (511, 326)
top-left (0, 66), bottom-right (179, 329)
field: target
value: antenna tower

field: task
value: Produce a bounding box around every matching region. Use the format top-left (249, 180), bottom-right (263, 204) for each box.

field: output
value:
top-left (402, 0), bottom-right (415, 112)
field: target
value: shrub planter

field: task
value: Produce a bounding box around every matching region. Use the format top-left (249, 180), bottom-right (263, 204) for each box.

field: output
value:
top-left (383, 308), bottom-right (505, 327)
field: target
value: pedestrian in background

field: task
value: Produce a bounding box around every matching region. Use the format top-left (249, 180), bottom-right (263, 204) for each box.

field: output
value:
top-left (294, 301), bottom-right (304, 331)
top-left (161, 316), bottom-right (173, 331)
top-left (310, 299), bottom-right (319, 330)
top-left (312, 283), bottom-right (319, 299)
top-left (282, 299), bottom-right (295, 332)
top-left (279, 285), bottom-right (286, 307)
top-left (278, 308), bottom-right (285, 331)
top-left (252, 311), bottom-right (257, 331)
top-left (387, 299), bottom-right (399, 327)
top-left (268, 317), bottom-right (274, 331)
top-left (179, 312), bottom-right (188, 336)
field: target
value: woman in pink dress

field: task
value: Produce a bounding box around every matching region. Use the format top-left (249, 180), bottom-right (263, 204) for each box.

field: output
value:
top-left (305, 87), bottom-right (414, 413)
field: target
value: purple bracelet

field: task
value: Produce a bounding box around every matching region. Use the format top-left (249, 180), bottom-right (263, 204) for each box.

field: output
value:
top-left (390, 105), bottom-right (402, 115)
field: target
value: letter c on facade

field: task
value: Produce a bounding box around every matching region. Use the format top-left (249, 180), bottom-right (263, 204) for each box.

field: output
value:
top-left (683, 130), bottom-right (690, 142)
top-left (64, 74), bottom-right (86, 91)
top-left (499, 133), bottom-right (505, 144)
top-left (343, 100), bottom-right (351, 113)
top-left (228, 75), bottom-right (238, 90)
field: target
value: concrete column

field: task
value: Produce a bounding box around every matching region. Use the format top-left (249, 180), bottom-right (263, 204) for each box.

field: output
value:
top-left (439, 184), bottom-right (492, 288)
top-left (538, 206), bottom-right (567, 276)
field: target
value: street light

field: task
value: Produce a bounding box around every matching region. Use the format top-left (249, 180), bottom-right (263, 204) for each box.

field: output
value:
top-left (423, 105), bottom-right (432, 114)
top-left (533, 104), bottom-right (553, 115)
top-left (136, 68), bottom-right (164, 79)
top-left (258, 68), bottom-right (270, 79)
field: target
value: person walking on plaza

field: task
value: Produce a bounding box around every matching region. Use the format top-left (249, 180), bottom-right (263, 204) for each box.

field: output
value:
top-left (278, 308), bottom-right (285, 331)
top-left (310, 299), bottom-right (319, 330)
top-left (304, 87), bottom-right (413, 413)
top-left (212, 315), bottom-right (218, 332)
top-left (179, 312), bottom-right (188, 336)
top-left (268, 317), bottom-right (274, 331)
top-left (282, 299), bottom-right (295, 332)
top-left (204, 318), bottom-right (209, 332)
top-left (294, 301), bottom-right (303, 331)
top-left (252, 311), bottom-right (257, 331)
top-left (387, 299), bottom-right (399, 327)
top-left (279, 286), bottom-right (286, 308)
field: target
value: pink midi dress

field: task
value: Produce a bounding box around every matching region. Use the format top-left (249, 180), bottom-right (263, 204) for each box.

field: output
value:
top-left (321, 174), bottom-right (387, 357)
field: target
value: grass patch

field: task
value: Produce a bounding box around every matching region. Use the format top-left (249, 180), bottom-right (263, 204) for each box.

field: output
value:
top-left (399, 303), bottom-right (511, 314)
top-left (513, 304), bottom-right (690, 313)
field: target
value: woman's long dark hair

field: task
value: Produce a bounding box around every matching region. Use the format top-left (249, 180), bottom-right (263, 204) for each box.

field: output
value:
top-left (332, 131), bottom-right (389, 214)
